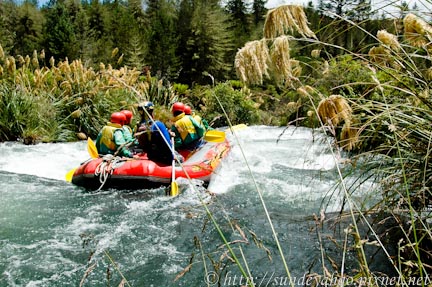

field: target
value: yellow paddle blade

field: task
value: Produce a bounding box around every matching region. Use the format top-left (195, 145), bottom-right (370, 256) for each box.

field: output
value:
top-left (228, 124), bottom-right (248, 132)
top-left (170, 181), bottom-right (179, 196)
top-left (204, 130), bottom-right (226, 143)
top-left (87, 138), bottom-right (99, 159)
top-left (65, 168), bottom-right (76, 182)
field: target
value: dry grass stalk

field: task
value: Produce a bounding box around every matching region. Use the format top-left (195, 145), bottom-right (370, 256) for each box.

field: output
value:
top-left (0, 44), bottom-right (4, 59)
top-left (234, 39), bottom-right (270, 85)
top-left (317, 94), bottom-right (352, 127)
top-left (404, 13), bottom-right (432, 48)
top-left (264, 5), bottom-right (316, 39)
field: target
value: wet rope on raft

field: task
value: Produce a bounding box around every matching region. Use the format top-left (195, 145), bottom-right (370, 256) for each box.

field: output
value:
top-left (94, 154), bottom-right (124, 191)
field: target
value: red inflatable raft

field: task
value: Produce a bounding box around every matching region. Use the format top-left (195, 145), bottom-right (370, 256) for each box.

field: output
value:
top-left (71, 139), bottom-right (231, 190)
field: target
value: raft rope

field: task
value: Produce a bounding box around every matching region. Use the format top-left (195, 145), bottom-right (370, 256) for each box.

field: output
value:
top-left (94, 154), bottom-right (124, 191)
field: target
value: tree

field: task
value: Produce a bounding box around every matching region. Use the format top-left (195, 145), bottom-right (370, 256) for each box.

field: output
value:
top-left (0, 0), bottom-right (18, 54)
top-left (145, 0), bottom-right (179, 79)
top-left (252, 0), bottom-right (267, 26)
top-left (225, 0), bottom-right (250, 49)
top-left (177, 0), bottom-right (234, 84)
top-left (42, 0), bottom-right (77, 60)
top-left (13, 2), bottom-right (44, 57)
top-left (319, 0), bottom-right (371, 19)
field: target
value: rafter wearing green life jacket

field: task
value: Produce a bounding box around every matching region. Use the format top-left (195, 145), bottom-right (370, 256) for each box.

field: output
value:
top-left (171, 102), bottom-right (205, 150)
top-left (95, 112), bottom-right (133, 158)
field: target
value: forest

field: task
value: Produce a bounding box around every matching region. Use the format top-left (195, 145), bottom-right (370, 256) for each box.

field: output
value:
top-left (1, 0), bottom-right (432, 284)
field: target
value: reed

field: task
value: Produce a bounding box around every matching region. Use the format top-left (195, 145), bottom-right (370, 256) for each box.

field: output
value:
top-left (234, 4), bottom-right (432, 286)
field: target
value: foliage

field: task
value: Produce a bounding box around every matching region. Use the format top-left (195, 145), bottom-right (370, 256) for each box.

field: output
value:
top-left (177, 0), bottom-right (235, 84)
top-left (186, 82), bottom-right (260, 127)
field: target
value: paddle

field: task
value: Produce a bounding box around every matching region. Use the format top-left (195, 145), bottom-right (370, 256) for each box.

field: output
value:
top-left (65, 138), bottom-right (98, 182)
top-left (204, 130), bottom-right (226, 143)
top-left (228, 124), bottom-right (248, 132)
top-left (65, 168), bottom-right (76, 182)
top-left (170, 137), bottom-right (179, 196)
top-left (203, 124), bottom-right (247, 143)
top-left (87, 138), bottom-right (99, 159)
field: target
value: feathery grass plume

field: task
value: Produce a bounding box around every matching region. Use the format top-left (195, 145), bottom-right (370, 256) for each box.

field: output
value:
top-left (112, 47), bottom-right (119, 58)
top-left (311, 49), bottom-right (321, 58)
top-left (403, 13), bottom-right (432, 48)
top-left (75, 97), bottom-right (84, 105)
top-left (269, 36), bottom-right (292, 84)
top-left (0, 44), bottom-right (4, 59)
top-left (99, 63), bottom-right (105, 71)
top-left (235, 39), bottom-right (270, 85)
top-left (290, 59), bottom-right (301, 77)
top-left (7, 56), bottom-right (16, 74)
top-left (377, 30), bottom-right (400, 51)
top-left (322, 61), bottom-right (329, 75)
top-left (32, 50), bottom-right (39, 68)
top-left (34, 68), bottom-right (50, 89)
top-left (76, 132), bottom-right (87, 140)
top-left (264, 5), bottom-right (316, 39)
top-left (25, 55), bottom-right (31, 68)
top-left (60, 81), bottom-right (72, 94)
top-left (71, 109), bottom-right (82, 119)
top-left (117, 54), bottom-right (124, 65)
top-left (0, 66), bottom-right (3, 76)
top-left (317, 94), bottom-right (352, 127)
top-left (368, 46), bottom-right (391, 66)
top-left (17, 55), bottom-right (25, 66)
top-left (340, 120), bottom-right (358, 151)
top-left (286, 101), bottom-right (299, 113)
top-left (425, 68), bottom-right (432, 81)
top-left (297, 86), bottom-right (310, 99)
top-left (40, 49), bottom-right (45, 60)
top-left (49, 56), bottom-right (55, 68)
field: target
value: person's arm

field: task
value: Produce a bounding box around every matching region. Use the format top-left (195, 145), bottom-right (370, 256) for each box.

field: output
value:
top-left (95, 132), bottom-right (102, 153)
top-left (190, 117), bottom-right (205, 138)
top-left (113, 130), bottom-right (133, 157)
top-left (171, 125), bottom-right (183, 148)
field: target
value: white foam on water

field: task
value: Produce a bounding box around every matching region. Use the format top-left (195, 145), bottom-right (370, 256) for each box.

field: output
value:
top-left (0, 141), bottom-right (88, 181)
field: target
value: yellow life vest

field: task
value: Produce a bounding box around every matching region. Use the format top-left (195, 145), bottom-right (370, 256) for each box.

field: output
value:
top-left (173, 113), bottom-right (196, 141)
top-left (100, 122), bottom-right (122, 151)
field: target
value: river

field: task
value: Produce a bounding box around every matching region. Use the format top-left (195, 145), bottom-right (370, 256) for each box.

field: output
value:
top-left (0, 126), bottom-right (382, 286)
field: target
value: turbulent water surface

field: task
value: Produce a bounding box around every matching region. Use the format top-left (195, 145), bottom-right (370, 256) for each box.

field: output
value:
top-left (0, 126), bottom-right (379, 286)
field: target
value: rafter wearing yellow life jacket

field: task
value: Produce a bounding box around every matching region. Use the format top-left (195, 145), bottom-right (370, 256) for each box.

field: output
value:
top-left (95, 112), bottom-right (133, 158)
top-left (171, 102), bottom-right (205, 150)
top-left (184, 105), bottom-right (212, 131)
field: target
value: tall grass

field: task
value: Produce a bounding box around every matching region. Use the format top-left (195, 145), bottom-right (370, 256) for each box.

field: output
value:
top-left (231, 4), bottom-right (432, 286)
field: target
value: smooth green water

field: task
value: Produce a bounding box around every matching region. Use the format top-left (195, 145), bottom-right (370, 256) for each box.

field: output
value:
top-left (0, 126), bottom-right (379, 286)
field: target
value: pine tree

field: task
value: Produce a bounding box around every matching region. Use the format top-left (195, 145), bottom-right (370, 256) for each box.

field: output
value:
top-left (145, 0), bottom-right (180, 79)
top-left (177, 0), bottom-right (234, 84)
top-left (42, 0), bottom-right (77, 60)
top-left (252, 0), bottom-right (267, 26)
top-left (320, 0), bottom-right (371, 19)
top-left (0, 0), bottom-right (18, 53)
top-left (13, 2), bottom-right (44, 57)
top-left (225, 0), bottom-right (250, 49)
